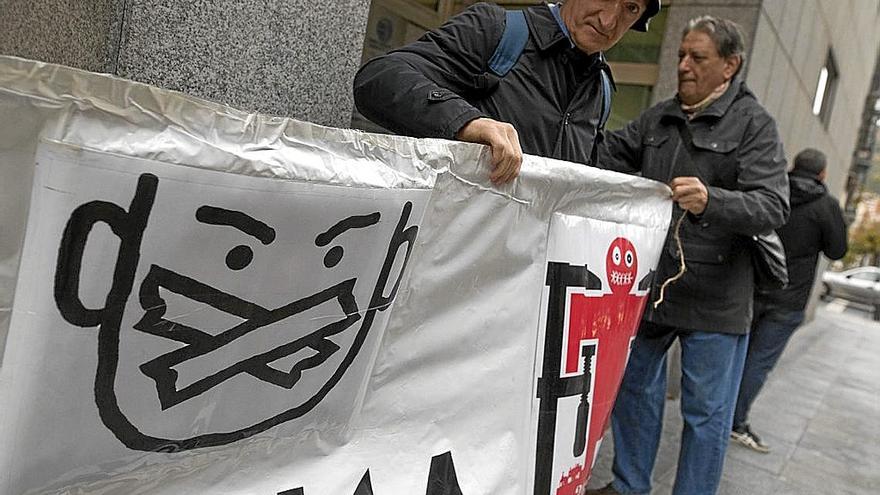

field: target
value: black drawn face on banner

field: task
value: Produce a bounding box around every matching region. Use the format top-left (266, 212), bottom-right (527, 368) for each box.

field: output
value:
top-left (54, 173), bottom-right (420, 452)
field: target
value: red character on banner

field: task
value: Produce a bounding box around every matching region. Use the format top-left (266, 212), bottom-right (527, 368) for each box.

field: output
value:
top-left (563, 237), bottom-right (650, 486)
top-left (556, 464), bottom-right (587, 495)
top-left (566, 237), bottom-right (643, 372)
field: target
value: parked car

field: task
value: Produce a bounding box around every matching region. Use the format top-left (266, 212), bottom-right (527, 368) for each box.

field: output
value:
top-left (821, 267), bottom-right (880, 321)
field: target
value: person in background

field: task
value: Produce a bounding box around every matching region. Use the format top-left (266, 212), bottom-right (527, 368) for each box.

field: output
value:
top-left (730, 148), bottom-right (848, 453)
top-left (588, 16), bottom-right (789, 495)
top-left (353, 0), bottom-right (660, 184)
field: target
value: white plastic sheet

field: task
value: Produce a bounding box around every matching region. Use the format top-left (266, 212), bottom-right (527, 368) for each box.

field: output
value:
top-left (0, 56), bottom-right (671, 495)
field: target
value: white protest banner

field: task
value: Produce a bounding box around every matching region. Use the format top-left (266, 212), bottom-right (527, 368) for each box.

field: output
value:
top-left (0, 56), bottom-right (671, 495)
top-left (533, 215), bottom-right (658, 493)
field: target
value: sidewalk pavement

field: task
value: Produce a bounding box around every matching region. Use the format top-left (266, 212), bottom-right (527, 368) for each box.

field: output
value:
top-left (585, 300), bottom-right (880, 495)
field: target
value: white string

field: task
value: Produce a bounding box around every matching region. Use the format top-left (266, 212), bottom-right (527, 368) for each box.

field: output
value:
top-left (653, 211), bottom-right (688, 309)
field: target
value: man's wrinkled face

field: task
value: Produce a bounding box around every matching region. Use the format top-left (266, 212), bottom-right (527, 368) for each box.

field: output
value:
top-left (677, 30), bottom-right (740, 105)
top-left (561, 0), bottom-right (648, 54)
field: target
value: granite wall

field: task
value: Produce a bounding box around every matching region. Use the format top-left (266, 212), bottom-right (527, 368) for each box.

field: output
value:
top-left (0, 0), bottom-right (372, 127)
top-left (0, 0), bottom-right (122, 72)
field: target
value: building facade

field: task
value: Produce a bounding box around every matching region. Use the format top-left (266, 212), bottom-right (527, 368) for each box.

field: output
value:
top-left (848, 51), bottom-right (880, 222)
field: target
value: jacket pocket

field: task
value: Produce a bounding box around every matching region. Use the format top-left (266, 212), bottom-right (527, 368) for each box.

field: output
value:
top-left (643, 133), bottom-right (670, 148)
top-left (426, 89), bottom-right (461, 103)
top-left (668, 241), bottom-right (731, 265)
top-left (691, 136), bottom-right (738, 154)
top-left (471, 72), bottom-right (501, 93)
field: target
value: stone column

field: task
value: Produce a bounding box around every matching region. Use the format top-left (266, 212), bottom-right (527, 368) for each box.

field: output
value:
top-left (0, 0), bottom-right (372, 127)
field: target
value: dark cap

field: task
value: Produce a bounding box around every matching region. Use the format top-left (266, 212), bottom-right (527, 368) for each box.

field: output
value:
top-left (632, 0), bottom-right (661, 32)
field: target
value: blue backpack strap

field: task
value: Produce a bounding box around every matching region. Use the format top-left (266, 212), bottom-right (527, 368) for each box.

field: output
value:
top-left (488, 10), bottom-right (529, 77)
top-left (599, 69), bottom-right (613, 129)
top-left (489, 10), bottom-right (614, 130)
top-left (598, 53), bottom-right (613, 130)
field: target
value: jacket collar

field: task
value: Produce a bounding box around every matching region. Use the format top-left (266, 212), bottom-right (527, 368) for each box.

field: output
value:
top-left (659, 77), bottom-right (753, 123)
top-left (547, 3), bottom-right (575, 48)
top-left (525, 5), bottom-right (603, 70)
top-left (525, 4), bottom-right (572, 52)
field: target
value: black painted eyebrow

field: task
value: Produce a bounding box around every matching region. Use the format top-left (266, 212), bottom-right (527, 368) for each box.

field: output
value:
top-left (315, 212), bottom-right (381, 246)
top-left (196, 206), bottom-right (276, 245)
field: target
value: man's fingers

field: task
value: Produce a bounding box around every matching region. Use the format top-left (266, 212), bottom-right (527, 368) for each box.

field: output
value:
top-left (670, 177), bottom-right (704, 197)
top-left (489, 124), bottom-right (523, 184)
top-left (489, 143), bottom-right (511, 182)
top-left (504, 125), bottom-right (523, 183)
top-left (457, 118), bottom-right (523, 184)
top-left (489, 152), bottom-right (517, 183)
top-left (493, 152), bottom-right (520, 184)
top-left (671, 185), bottom-right (701, 200)
top-left (669, 176), bottom-right (708, 214)
top-left (497, 125), bottom-right (522, 183)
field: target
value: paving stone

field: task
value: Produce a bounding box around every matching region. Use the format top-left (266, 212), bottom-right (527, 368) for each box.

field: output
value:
top-left (585, 305), bottom-right (880, 493)
top-left (725, 429), bottom-right (796, 475)
top-left (782, 447), bottom-right (879, 494)
top-left (739, 402), bottom-right (811, 443)
top-left (719, 457), bottom-right (787, 494)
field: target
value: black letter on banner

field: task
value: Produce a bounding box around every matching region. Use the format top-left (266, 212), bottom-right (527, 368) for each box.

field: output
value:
top-left (573, 344), bottom-right (597, 457)
top-left (54, 173), bottom-right (158, 449)
top-left (55, 173), bottom-right (158, 327)
top-left (276, 451), bottom-right (462, 494)
top-left (534, 262), bottom-right (601, 495)
top-left (368, 202), bottom-right (417, 313)
top-left (426, 451), bottom-right (464, 495)
top-left (353, 471), bottom-right (374, 495)
top-left (277, 470), bottom-right (373, 495)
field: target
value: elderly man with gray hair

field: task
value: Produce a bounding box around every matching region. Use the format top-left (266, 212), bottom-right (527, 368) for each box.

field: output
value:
top-left (589, 16), bottom-right (789, 495)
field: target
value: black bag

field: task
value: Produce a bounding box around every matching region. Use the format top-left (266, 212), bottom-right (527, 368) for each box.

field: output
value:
top-left (674, 124), bottom-right (789, 292)
top-left (751, 230), bottom-right (788, 291)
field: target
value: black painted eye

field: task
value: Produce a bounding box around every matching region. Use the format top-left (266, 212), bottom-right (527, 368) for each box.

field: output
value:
top-left (225, 245), bottom-right (254, 270)
top-left (613, 246), bottom-right (622, 265)
top-left (323, 246), bottom-right (344, 268)
top-left (625, 250), bottom-right (634, 268)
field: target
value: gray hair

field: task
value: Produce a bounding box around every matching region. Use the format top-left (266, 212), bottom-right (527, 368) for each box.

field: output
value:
top-left (683, 16), bottom-right (747, 75)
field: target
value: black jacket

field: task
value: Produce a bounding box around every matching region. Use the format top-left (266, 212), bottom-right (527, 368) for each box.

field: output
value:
top-left (600, 80), bottom-right (790, 334)
top-left (353, 2), bottom-right (608, 164)
top-left (759, 172), bottom-right (848, 309)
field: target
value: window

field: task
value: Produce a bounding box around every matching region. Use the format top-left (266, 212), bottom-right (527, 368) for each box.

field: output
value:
top-left (874, 98), bottom-right (880, 128)
top-left (812, 50), bottom-right (839, 128)
top-left (605, 84), bottom-right (653, 130)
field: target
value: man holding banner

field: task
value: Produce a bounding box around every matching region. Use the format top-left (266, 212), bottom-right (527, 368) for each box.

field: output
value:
top-left (591, 16), bottom-right (790, 495)
top-left (353, 0), bottom-right (660, 183)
